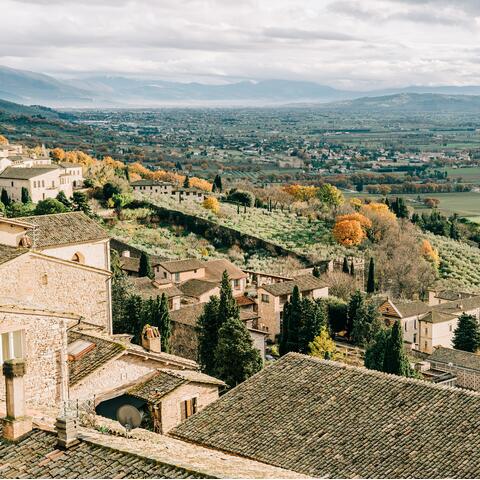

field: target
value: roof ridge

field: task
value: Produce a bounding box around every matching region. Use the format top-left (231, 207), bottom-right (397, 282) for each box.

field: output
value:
top-left (283, 352), bottom-right (480, 398)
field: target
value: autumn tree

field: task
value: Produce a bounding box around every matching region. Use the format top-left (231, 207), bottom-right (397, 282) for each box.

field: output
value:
top-left (203, 197), bottom-right (220, 214)
top-left (308, 326), bottom-right (336, 360)
top-left (333, 219), bottom-right (365, 246)
top-left (317, 183), bottom-right (344, 209)
top-left (0, 135), bottom-right (9, 145)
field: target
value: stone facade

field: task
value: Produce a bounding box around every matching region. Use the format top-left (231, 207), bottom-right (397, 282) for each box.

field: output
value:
top-left (0, 308), bottom-right (69, 407)
top-left (0, 252), bottom-right (112, 332)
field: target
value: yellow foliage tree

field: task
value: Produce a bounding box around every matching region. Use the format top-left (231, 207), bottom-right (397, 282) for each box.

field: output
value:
top-left (361, 202), bottom-right (397, 242)
top-left (336, 212), bottom-right (372, 230)
top-left (283, 184), bottom-right (319, 201)
top-left (203, 197), bottom-right (220, 215)
top-left (350, 197), bottom-right (363, 211)
top-left (421, 239), bottom-right (440, 266)
top-left (308, 326), bottom-right (336, 360)
top-left (332, 219), bottom-right (366, 246)
top-left (50, 147), bottom-right (66, 161)
top-left (0, 135), bottom-right (8, 145)
top-left (190, 177), bottom-right (213, 192)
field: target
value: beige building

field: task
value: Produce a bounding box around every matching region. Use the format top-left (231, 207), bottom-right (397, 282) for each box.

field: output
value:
top-left (379, 295), bottom-right (480, 354)
top-left (257, 275), bottom-right (329, 339)
top-left (0, 166), bottom-right (72, 203)
top-left (131, 179), bottom-right (206, 202)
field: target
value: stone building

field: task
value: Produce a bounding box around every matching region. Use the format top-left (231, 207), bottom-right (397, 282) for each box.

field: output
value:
top-left (131, 179), bottom-right (206, 202)
top-left (256, 275), bottom-right (329, 339)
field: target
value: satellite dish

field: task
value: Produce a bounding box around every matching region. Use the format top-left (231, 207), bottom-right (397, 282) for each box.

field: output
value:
top-left (117, 404), bottom-right (143, 431)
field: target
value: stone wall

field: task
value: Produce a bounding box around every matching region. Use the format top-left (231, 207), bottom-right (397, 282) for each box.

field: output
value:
top-left (160, 382), bottom-right (219, 433)
top-left (0, 309), bottom-right (67, 407)
top-left (0, 253), bottom-right (111, 331)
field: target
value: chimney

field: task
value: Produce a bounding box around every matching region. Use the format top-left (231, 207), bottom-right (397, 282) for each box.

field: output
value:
top-left (2, 359), bottom-right (32, 441)
top-left (122, 250), bottom-right (131, 258)
top-left (55, 415), bottom-right (79, 449)
top-left (141, 325), bottom-right (161, 353)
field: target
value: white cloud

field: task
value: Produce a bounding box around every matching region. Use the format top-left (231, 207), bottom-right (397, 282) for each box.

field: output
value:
top-left (1, 0), bottom-right (480, 88)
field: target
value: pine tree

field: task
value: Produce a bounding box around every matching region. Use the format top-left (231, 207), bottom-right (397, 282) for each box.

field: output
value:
top-left (1, 188), bottom-right (10, 207)
top-left (213, 174), bottom-right (223, 193)
top-left (21, 187), bottom-right (31, 204)
top-left (72, 191), bottom-right (91, 216)
top-left (214, 315), bottom-right (262, 388)
top-left (383, 320), bottom-right (414, 377)
top-left (367, 257), bottom-right (376, 294)
top-left (453, 313), bottom-right (480, 352)
top-left (342, 257), bottom-right (350, 274)
top-left (197, 296), bottom-right (220, 374)
top-left (183, 176), bottom-right (190, 188)
top-left (351, 301), bottom-right (382, 347)
top-left (139, 252), bottom-right (154, 279)
top-left (157, 293), bottom-right (171, 353)
top-left (56, 191), bottom-right (72, 209)
top-left (346, 290), bottom-right (364, 339)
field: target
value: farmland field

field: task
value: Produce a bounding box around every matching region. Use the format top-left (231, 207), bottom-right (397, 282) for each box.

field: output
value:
top-left (345, 191), bottom-right (480, 218)
top-left (442, 167), bottom-right (480, 184)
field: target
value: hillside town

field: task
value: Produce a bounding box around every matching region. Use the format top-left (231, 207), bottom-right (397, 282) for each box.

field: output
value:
top-left (0, 136), bottom-right (479, 479)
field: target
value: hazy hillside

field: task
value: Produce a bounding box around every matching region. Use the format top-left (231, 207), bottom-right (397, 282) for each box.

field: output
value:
top-left (320, 93), bottom-right (480, 113)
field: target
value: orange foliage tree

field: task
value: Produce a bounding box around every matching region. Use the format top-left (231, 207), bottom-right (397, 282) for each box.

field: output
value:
top-left (336, 213), bottom-right (372, 230)
top-left (283, 184), bottom-right (319, 201)
top-left (0, 135), bottom-right (9, 145)
top-left (333, 219), bottom-right (366, 246)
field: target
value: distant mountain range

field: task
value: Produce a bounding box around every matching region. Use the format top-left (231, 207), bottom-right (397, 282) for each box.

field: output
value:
top-left (3, 65), bottom-right (480, 111)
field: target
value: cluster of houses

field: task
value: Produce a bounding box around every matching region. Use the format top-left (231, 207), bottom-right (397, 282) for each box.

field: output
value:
top-left (131, 179), bottom-right (206, 202)
top-left (0, 143), bottom-right (83, 202)
top-left (0, 170), bottom-right (479, 476)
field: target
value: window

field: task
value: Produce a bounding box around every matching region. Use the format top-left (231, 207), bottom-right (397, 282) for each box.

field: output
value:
top-left (234, 279), bottom-right (240, 289)
top-left (11, 181), bottom-right (14, 187)
top-left (449, 324), bottom-right (453, 332)
top-left (0, 330), bottom-right (23, 365)
top-left (180, 398), bottom-right (197, 421)
top-left (414, 319), bottom-right (417, 329)
top-left (42, 180), bottom-right (45, 188)
top-left (175, 272), bottom-right (180, 282)
top-left (261, 294), bottom-right (270, 303)
top-left (33, 181), bottom-right (36, 188)
top-left (425, 327), bottom-right (428, 334)
top-left (404, 322), bottom-right (407, 332)
top-left (413, 333), bottom-right (417, 343)
top-left (424, 341), bottom-right (428, 350)
top-left (71, 252), bottom-right (84, 264)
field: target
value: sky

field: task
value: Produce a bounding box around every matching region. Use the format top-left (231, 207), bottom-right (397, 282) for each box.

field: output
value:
top-left (2, 0), bottom-right (480, 89)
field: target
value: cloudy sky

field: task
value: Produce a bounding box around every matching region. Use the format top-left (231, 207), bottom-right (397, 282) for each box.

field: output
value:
top-left (2, 0), bottom-right (480, 89)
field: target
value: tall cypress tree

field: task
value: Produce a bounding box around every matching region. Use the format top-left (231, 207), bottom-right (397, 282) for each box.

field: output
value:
top-left (350, 260), bottom-right (355, 276)
top-left (351, 301), bottom-right (382, 347)
top-left (213, 174), bottom-right (223, 193)
top-left (183, 176), bottom-right (190, 188)
top-left (214, 315), bottom-right (262, 388)
top-left (364, 328), bottom-right (389, 372)
top-left (453, 313), bottom-right (480, 352)
top-left (21, 187), bottom-right (31, 204)
top-left (300, 298), bottom-right (327, 353)
top-left (1, 188), bottom-right (10, 207)
top-left (342, 257), bottom-right (350, 274)
top-left (139, 252), bottom-right (154, 279)
top-left (367, 257), bottom-right (376, 294)
top-left (218, 270), bottom-right (239, 323)
top-left (346, 290), bottom-right (364, 339)
top-left (383, 320), bottom-right (414, 377)
top-left (197, 296), bottom-right (220, 374)
top-left (125, 294), bottom-right (146, 344)
top-left (279, 300), bottom-right (291, 356)
top-left (157, 293), bottom-right (171, 353)
top-left (286, 286), bottom-right (303, 353)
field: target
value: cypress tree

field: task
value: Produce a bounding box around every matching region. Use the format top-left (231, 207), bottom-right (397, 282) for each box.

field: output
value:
top-left (21, 187), bottom-right (31, 204)
top-left (350, 260), bottom-right (355, 276)
top-left (218, 270), bottom-right (239, 323)
top-left (286, 286), bottom-right (303, 353)
top-left (346, 290), bottom-right (364, 339)
top-left (125, 294), bottom-right (146, 344)
top-left (342, 257), bottom-right (350, 274)
top-left (383, 320), bottom-right (414, 377)
top-left (279, 300), bottom-right (291, 356)
top-left (1, 188), bottom-right (10, 207)
top-left (183, 176), bottom-right (190, 188)
top-left (453, 313), bottom-right (480, 352)
top-left (364, 328), bottom-right (389, 372)
top-left (449, 221), bottom-right (460, 241)
top-left (213, 174), bottom-right (223, 193)
top-left (197, 296), bottom-right (220, 374)
top-left (367, 257), bottom-right (376, 294)
top-left (214, 315), bottom-right (262, 388)
top-left (300, 298), bottom-right (327, 352)
top-left (139, 252), bottom-right (154, 279)
top-left (157, 293), bottom-right (171, 353)
top-left (351, 301), bottom-right (382, 347)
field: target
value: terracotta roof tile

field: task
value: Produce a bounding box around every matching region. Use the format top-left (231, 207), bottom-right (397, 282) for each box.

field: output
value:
top-left (430, 347), bottom-right (480, 372)
top-left (261, 274), bottom-right (328, 297)
top-left (179, 279), bottom-right (218, 298)
top-left (159, 259), bottom-right (205, 274)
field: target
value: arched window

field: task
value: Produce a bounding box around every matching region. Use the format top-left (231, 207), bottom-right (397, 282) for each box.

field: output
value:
top-left (71, 252), bottom-right (85, 264)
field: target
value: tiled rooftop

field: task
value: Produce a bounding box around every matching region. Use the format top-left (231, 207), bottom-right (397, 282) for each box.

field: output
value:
top-left (172, 353), bottom-right (480, 478)
top-left (260, 274), bottom-right (328, 296)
